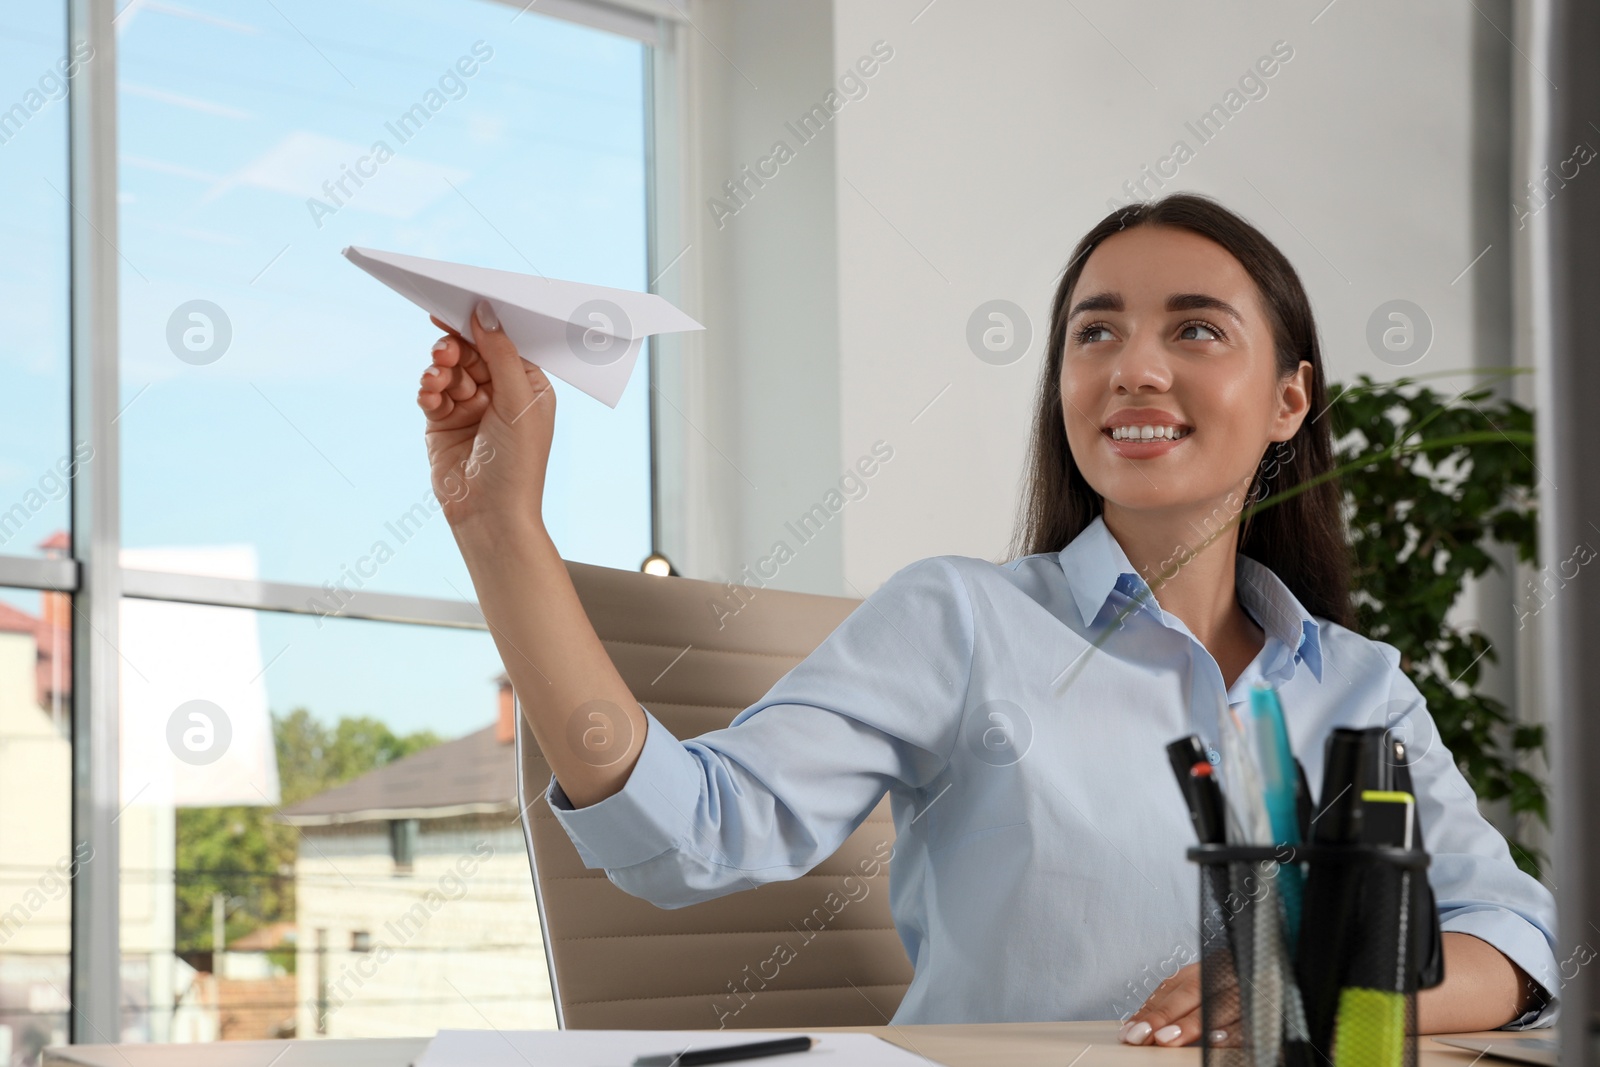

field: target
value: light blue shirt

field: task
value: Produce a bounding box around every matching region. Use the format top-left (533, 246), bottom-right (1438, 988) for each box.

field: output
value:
top-left (547, 515), bottom-right (1559, 1027)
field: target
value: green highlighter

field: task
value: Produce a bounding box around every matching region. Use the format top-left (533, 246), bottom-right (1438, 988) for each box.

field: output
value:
top-left (1332, 789), bottom-right (1416, 1067)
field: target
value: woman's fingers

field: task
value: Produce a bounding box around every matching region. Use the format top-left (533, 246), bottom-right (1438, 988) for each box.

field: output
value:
top-left (1121, 962), bottom-right (1204, 1046)
top-left (418, 360), bottom-right (488, 425)
top-left (419, 335), bottom-right (490, 421)
top-left (1120, 959), bottom-right (1241, 1049)
top-left (417, 380), bottom-right (451, 419)
top-left (430, 334), bottom-right (491, 385)
top-left (443, 363), bottom-right (479, 402)
top-left (419, 305), bottom-right (538, 430)
top-left (418, 362), bottom-right (456, 418)
top-left (466, 300), bottom-right (536, 415)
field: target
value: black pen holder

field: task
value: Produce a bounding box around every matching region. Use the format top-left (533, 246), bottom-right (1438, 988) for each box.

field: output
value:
top-left (1188, 843), bottom-right (1431, 1067)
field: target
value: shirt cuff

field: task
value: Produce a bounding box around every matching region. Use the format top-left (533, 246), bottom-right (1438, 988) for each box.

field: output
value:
top-left (544, 704), bottom-right (702, 871)
top-left (1440, 907), bottom-right (1560, 1029)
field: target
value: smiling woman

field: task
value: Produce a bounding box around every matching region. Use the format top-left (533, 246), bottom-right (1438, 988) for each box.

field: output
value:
top-left (1015, 196), bottom-right (1351, 639)
top-left (430, 192), bottom-right (1560, 1041)
top-left (1009, 195), bottom-right (1551, 1044)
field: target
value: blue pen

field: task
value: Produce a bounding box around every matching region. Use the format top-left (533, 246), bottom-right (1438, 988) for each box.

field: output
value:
top-left (1249, 684), bottom-right (1306, 949)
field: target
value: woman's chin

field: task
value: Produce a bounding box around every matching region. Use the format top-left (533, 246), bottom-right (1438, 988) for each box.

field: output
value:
top-left (1098, 487), bottom-right (1240, 524)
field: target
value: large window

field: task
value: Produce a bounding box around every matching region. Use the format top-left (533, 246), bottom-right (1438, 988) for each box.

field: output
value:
top-left (116, 0), bottom-right (653, 594)
top-left (0, 0), bottom-right (667, 1058)
top-left (113, 0), bottom-right (651, 1046)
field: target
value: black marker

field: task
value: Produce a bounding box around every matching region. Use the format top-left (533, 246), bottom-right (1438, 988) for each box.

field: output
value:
top-left (1298, 727), bottom-right (1384, 1054)
top-left (1166, 736), bottom-right (1213, 841)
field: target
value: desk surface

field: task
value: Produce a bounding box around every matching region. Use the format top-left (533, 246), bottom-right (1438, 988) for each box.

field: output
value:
top-left (42, 1022), bottom-right (1550, 1066)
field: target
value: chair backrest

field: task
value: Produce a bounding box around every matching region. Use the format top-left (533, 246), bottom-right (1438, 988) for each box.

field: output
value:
top-left (514, 558), bottom-right (914, 1030)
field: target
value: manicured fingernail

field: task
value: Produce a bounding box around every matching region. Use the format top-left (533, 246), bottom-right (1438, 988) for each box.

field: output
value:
top-left (1121, 1021), bottom-right (1152, 1044)
top-left (1154, 1024), bottom-right (1183, 1045)
top-left (423, 366), bottom-right (441, 378)
top-left (1209, 1029), bottom-right (1228, 1046)
top-left (475, 299), bottom-right (499, 331)
top-left (432, 339), bottom-right (447, 353)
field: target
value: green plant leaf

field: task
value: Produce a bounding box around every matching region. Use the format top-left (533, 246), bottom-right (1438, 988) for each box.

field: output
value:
top-left (1327, 373), bottom-right (1547, 878)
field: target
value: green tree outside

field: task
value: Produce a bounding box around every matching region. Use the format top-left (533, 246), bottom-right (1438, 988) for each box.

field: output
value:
top-left (174, 709), bottom-right (442, 968)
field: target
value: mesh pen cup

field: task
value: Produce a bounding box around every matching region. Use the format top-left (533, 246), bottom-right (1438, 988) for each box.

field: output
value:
top-left (1187, 843), bottom-right (1430, 1067)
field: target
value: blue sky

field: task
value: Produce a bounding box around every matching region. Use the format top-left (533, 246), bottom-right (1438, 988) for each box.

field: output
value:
top-left (1, 0), bottom-right (653, 738)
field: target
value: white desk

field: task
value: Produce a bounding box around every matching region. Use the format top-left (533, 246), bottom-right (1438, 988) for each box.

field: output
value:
top-left (42, 1022), bottom-right (1544, 1065)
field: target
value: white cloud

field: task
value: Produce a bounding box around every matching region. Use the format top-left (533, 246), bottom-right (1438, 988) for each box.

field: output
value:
top-left (115, 0), bottom-right (264, 38)
top-left (120, 81), bottom-right (254, 121)
top-left (203, 130), bottom-right (471, 221)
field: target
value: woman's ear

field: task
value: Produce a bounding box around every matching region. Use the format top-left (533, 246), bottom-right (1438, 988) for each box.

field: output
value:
top-left (1274, 360), bottom-right (1314, 441)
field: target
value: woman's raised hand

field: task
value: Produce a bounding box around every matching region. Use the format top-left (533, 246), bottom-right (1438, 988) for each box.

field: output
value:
top-left (416, 300), bottom-right (555, 535)
top-left (416, 301), bottom-right (648, 810)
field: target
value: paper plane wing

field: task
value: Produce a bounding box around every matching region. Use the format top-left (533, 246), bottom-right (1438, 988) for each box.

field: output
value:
top-left (343, 244), bottom-right (703, 408)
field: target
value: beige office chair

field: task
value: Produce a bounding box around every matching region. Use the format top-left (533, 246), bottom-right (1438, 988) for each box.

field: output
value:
top-left (514, 558), bottom-right (915, 1030)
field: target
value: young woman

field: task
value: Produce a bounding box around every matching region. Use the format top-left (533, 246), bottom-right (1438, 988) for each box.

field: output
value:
top-left (416, 194), bottom-right (1558, 1046)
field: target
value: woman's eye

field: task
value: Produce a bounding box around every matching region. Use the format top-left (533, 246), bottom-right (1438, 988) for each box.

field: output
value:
top-left (1074, 323), bottom-right (1111, 344)
top-left (1179, 320), bottom-right (1224, 342)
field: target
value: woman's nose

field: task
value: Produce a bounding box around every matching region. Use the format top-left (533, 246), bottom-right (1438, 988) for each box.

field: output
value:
top-left (1108, 333), bottom-right (1174, 394)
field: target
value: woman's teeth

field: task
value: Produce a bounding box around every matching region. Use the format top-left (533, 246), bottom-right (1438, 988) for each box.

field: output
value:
top-left (1109, 425), bottom-right (1191, 442)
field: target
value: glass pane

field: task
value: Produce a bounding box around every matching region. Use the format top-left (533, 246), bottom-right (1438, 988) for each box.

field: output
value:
top-left (117, 596), bottom-right (554, 1045)
top-left (0, 587), bottom-right (72, 1066)
top-left (117, 0), bottom-right (651, 598)
top-left (0, 4), bottom-right (71, 560)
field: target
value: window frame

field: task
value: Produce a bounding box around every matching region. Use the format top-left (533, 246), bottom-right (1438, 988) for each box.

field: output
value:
top-left (0, 0), bottom-right (696, 1043)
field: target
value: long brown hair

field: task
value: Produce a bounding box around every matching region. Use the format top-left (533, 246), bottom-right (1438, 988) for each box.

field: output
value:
top-left (1007, 192), bottom-right (1354, 630)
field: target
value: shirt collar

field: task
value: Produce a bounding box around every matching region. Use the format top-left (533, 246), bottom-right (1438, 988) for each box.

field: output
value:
top-left (1056, 515), bottom-right (1324, 683)
top-left (1058, 514), bottom-right (1145, 630)
top-left (1234, 554), bottom-right (1324, 683)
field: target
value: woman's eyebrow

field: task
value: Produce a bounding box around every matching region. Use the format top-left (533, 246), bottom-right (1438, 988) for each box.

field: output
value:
top-left (1167, 292), bottom-right (1244, 324)
top-left (1067, 292), bottom-right (1122, 320)
top-left (1066, 291), bottom-right (1245, 324)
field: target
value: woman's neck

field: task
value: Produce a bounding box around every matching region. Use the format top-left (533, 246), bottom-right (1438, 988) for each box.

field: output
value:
top-left (1100, 503), bottom-right (1258, 658)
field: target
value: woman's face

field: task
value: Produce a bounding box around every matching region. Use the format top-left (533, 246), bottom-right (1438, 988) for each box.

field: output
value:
top-left (1059, 224), bottom-right (1312, 524)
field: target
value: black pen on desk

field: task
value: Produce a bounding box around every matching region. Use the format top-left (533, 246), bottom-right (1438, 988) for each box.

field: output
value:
top-left (634, 1035), bottom-right (815, 1067)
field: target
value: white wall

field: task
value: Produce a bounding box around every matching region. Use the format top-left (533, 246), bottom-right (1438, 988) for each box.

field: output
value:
top-left (655, 1), bottom-right (845, 596)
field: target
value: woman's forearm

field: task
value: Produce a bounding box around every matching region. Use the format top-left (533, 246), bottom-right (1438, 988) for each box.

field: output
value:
top-left (1417, 932), bottom-right (1537, 1033)
top-left (454, 516), bottom-right (647, 809)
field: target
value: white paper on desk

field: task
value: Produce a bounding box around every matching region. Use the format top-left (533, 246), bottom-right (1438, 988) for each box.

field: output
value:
top-left (342, 245), bottom-right (704, 409)
top-left (413, 1029), bottom-right (947, 1067)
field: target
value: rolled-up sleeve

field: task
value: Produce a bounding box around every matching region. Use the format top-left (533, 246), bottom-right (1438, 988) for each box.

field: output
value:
top-left (1384, 653), bottom-right (1561, 1028)
top-left (545, 556), bottom-right (975, 909)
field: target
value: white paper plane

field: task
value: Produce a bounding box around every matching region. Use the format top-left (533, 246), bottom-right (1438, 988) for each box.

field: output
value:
top-left (343, 245), bottom-right (704, 408)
